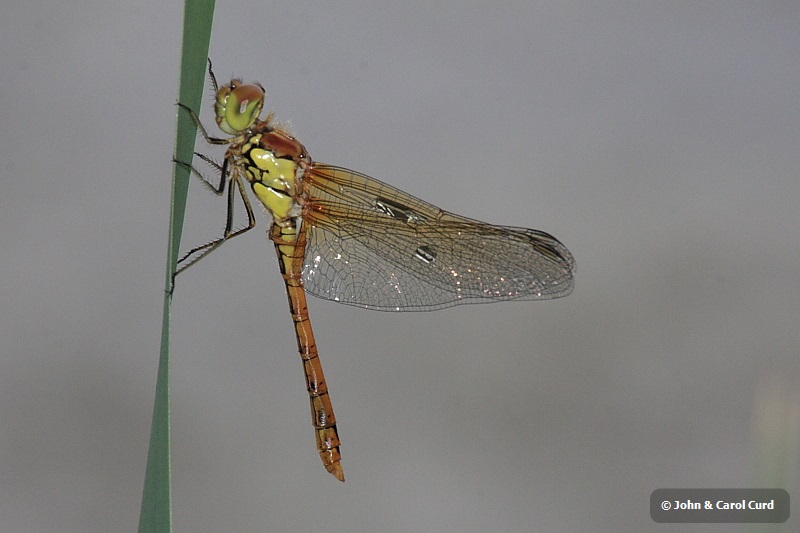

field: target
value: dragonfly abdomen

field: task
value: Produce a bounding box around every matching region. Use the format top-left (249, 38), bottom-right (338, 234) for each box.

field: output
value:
top-left (270, 222), bottom-right (345, 481)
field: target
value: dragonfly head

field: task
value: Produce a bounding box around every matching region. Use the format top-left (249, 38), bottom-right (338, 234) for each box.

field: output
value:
top-left (215, 79), bottom-right (266, 135)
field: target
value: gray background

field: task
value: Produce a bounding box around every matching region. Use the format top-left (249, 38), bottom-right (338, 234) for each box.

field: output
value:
top-left (1, 2), bottom-right (798, 532)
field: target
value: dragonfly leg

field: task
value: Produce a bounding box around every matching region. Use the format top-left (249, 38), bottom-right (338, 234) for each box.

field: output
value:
top-left (270, 222), bottom-right (344, 481)
top-left (176, 102), bottom-right (231, 145)
top-left (173, 170), bottom-right (256, 290)
top-left (173, 152), bottom-right (229, 197)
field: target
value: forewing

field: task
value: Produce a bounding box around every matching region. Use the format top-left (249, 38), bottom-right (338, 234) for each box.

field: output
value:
top-left (301, 164), bottom-right (575, 311)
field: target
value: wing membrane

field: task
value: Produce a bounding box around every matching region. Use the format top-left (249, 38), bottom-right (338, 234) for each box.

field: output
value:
top-left (301, 164), bottom-right (575, 311)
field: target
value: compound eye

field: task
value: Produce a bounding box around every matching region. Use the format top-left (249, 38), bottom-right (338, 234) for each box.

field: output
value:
top-left (215, 82), bottom-right (265, 134)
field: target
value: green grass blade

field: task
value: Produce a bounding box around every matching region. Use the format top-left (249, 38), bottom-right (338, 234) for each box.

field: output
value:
top-left (138, 1), bottom-right (216, 532)
top-left (169, 1), bottom-right (217, 273)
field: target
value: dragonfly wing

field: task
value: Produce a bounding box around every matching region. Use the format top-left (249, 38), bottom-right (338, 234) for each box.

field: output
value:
top-left (301, 164), bottom-right (575, 311)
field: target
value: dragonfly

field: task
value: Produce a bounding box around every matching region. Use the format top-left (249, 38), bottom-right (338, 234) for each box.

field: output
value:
top-left (174, 61), bottom-right (576, 482)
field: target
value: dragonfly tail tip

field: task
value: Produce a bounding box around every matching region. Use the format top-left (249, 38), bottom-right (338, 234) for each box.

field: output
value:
top-left (329, 464), bottom-right (345, 482)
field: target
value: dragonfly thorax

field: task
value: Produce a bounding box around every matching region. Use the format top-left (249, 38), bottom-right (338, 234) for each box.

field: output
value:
top-left (240, 129), bottom-right (309, 225)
